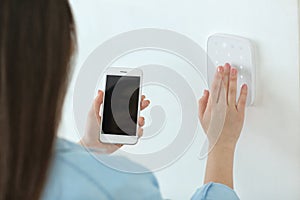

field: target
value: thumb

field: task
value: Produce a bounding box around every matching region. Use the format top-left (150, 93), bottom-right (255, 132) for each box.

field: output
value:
top-left (198, 90), bottom-right (209, 120)
top-left (94, 90), bottom-right (104, 124)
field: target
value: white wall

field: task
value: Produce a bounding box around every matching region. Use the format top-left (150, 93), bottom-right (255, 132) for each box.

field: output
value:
top-left (60, 0), bottom-right (300, 199)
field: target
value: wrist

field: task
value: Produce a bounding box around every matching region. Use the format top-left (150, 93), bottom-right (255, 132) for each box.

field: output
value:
top-left (208, 132), bottom-right (239, 151)
top-left (209, 142), bottom-right (236, 154)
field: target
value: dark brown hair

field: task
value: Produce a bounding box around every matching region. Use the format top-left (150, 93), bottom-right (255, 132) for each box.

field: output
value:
top-left (0, 0), bottom-right (76, 199)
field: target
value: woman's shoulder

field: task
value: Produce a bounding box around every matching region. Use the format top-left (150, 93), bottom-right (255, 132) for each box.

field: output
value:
top-left (42, 138), bottom-right (162, 200)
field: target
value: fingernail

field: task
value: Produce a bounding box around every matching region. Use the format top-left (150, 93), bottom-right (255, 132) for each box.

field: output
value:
top-left (231, 68), bottom-right (237, 75)
top-left (242, 84), bottom-right (248, 90)
top-left (225, 63), bottom-right (231, 70)
top-left (217, 66), bottom-right (223, 73)
top-left (204, 90), bottom-right (209, 96)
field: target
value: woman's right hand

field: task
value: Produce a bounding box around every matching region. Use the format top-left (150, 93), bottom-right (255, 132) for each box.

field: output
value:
top-left (198, 63), bottom-right (248, 149)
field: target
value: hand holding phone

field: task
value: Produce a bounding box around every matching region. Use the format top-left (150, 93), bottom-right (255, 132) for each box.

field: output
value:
top-left (79, 67), bottom-right (148, 152)
top-left (79, 90), bottom-right (150, 153)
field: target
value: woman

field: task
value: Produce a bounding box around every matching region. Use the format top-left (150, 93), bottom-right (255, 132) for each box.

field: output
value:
top-left (0, 0), bottom-right (248, 199)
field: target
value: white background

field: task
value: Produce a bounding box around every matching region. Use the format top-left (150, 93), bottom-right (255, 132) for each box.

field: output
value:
top-left (59, 0), bottom-right (300, 199)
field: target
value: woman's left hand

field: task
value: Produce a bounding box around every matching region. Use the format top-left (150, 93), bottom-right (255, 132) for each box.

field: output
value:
top-left (79, 90), bottom-right (150, 154)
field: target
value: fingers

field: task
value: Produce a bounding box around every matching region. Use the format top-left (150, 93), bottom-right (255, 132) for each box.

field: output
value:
top-left (94, 90), bottom-right (104, 124)
top-left (137, 116), bottom-right (145, 138)
top-left (223, 63), bottom-right (231, 97)
top-left (198, 90), bottom-right (209, 119)
top-left (210, 66), bottom-right (224, 104)
top-left (228, 68), bottom-right (238, 107)
top-left (217, 80), bottom-right (227, 105)
top-left (141, 100), bottom-right (150, 110)
top-left (138, 127), bottom-right (144, 138)
top-left (237, 84), bottom-right (248, 112)
top-left (140, 95), bottom-right (150, 111)
top-left (139, 95), bottom-right (147, 139)
top-left (138, 116), bottom-right (145, 127)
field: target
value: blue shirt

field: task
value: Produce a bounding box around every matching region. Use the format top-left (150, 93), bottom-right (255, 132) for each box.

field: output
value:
top-left (42, 138), bottom-right (240, 200)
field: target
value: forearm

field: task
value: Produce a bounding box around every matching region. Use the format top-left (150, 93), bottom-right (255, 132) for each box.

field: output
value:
top-left (204, 144), bottom-right (236, 189)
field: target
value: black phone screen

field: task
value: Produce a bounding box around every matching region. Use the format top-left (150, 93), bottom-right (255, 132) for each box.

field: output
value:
top-left (102, 75), bottom-right (140, 136)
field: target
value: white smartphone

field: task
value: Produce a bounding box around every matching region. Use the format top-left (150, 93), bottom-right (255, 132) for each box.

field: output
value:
top-left (99, 67), bottom-right (143, 145)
